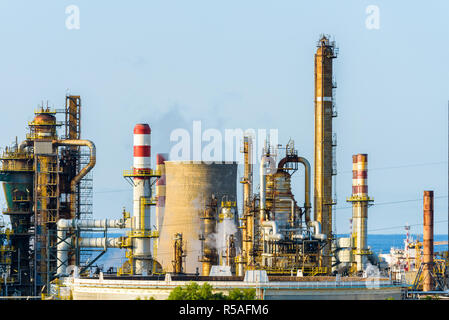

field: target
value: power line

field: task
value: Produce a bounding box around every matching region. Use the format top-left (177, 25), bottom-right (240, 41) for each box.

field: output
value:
top-left (339, 161), bottom-right (447, 174)
top-left (94, 188), bottom-right (129, 194)
top-left (368, 219), bottom-right (449, 232)
top-left (335, 195), bottom-right (449, 211)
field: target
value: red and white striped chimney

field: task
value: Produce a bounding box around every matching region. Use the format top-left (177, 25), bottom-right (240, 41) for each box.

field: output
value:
top-left (133, 124), bottom-right (151, 175)
top-left (347, 153), bottom-right (373, 272)
top-left (352, 154), bottom-right (368, 197)
top-left (132, 123), bottom-right (152, 275)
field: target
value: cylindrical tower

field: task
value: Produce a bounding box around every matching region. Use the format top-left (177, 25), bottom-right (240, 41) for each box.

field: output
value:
top-left (313, 35), bottom-right (337, 272)
top-left (241, 136), bottom-right (253, 267)
top-left (423, 190), bottom-right (434, 292)
top-left (347, 154), bottom-right (373, 272)
top-left (155, 153), bottom-right (167, 242)
top-left (199, 196), bottom-right (218, 276)
top-left (266, 171), bottom-right (295, 228)
top-left (132, 123), bottom-right (153, 274)
top-left (157, 161), bottom-right (237, 274)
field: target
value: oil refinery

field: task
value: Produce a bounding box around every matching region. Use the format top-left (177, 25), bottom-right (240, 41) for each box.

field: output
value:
top-left (0, 35), bottom-right (447, 300)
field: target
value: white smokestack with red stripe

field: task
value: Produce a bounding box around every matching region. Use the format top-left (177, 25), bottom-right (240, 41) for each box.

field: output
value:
top-left (132, 123), bottom-right (152, 274)
top-left (133, 124), bottom-right (151, 174)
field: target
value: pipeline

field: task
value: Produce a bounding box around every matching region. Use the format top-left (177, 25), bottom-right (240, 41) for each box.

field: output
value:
top-left (307, 220), bottom-right (326, 241)
top-left (261, 220), bottom-right (283, 241)
top-left (54, 139), bottom-right (96, 218)
top-left (56, 218), bottom-right (125, 276)
top-left (78, 237), bottom-right (123, 248)
top-left (277, 156), bottom-right (311, 222)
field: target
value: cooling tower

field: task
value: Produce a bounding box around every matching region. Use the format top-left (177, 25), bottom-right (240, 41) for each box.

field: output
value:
top-left (157, 161), bottom-right (237, 274)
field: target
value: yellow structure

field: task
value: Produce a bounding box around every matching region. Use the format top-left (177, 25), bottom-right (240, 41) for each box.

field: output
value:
top-left (240, 135), bottom-right (254, 269)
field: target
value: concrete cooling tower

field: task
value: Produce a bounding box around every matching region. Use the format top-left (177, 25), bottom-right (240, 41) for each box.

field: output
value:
top-left (157, 161), bottom-right (237, 274)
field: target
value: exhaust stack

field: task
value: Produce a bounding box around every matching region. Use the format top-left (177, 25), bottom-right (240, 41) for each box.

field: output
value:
top-left (423, 190), bottom-right (434, 292)
top-left (313, 35), bottom-right (337, 272)
top-left (131, 123), bottom-right (153, 274)
top-left (347, 154), bottom-right (373, 272)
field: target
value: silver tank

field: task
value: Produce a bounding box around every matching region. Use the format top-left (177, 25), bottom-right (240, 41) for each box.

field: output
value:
top-left (156, 161), bottom-right (237, 274)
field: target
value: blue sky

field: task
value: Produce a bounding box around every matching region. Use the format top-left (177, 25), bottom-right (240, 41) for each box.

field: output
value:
top-left (0, 1), bottom-right (448, 235)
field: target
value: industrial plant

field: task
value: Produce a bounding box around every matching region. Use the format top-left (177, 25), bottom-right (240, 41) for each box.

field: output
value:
top-left (0, 35), bottom-right (446, 300)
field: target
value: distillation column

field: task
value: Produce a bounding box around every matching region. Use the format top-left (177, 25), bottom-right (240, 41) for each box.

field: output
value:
top-left (314, 35), bottom-right (337, 272)
top-left (132, 124), bottom-right (153, 274)
top-left (241, 135), bottom-right (253, 267)
top-left (346, 154), bottom-right (373, 272)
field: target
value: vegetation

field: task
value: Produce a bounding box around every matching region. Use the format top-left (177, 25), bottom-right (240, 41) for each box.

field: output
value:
top-left (167, 282), bottom-right (256, 300)
top-left (423, 295), bottom-right (440, 300)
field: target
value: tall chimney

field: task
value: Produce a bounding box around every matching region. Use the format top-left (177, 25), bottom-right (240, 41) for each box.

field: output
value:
top-left (313, 35), bottom-right (338, 272)
top-left (423, 190), bottom-right (434, 292)
top-left (347, 154), bottom-right (373, 272)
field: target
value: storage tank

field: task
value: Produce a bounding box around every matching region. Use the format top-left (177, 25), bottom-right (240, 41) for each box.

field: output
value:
top-left (157, 161), bottom-right (237, 274)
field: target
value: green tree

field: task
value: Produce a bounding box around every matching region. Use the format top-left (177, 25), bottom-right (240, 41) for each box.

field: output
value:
top-left (167, 282), bottom-right (256, 300)
top-left (227, 288), bottom-right (256, 300)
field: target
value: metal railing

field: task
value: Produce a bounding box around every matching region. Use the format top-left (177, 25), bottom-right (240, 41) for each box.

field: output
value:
top-left (123, 169), bottom-right (161, 177)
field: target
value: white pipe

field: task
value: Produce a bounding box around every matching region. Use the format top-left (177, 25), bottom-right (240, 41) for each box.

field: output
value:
top-left (78, 237), bottom-right (122, 248)
top-left (261, 220), bottom-right (283, 241)
top-left (57, 218), bottom-right (125, 229)
top-left (307, 220), bottom-right (326, 241)
top-left (18, 140), bottom-right (29, 152)
top-left (57, 228), bottom-right (71, 276)
top-left (56, 218), bottom-right (126, 276)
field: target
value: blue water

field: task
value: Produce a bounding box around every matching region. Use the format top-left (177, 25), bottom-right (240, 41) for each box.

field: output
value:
top-left (89, 234), bottom-right (449, 270)
top-left (342, 234), bottom-right (449, 255)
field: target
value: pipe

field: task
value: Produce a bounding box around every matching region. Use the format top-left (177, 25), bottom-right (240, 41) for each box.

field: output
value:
top-left (56, 228), bottom-right (71, 276)
top-left (57, 218), bottom-right (125, 230)
top-left (56, 218), bottom-right (125, 276)
top-left (54, 139), bottom-right (96, 218)
top-left (307, 220), bottom-right (326, 241)
top-left (78, 237), bottom-right (123, 248)
top-left (261, 220), bottom-right (283, 241)
top-left (278, 156), bottom-right (311, 222)
top-left (260, 156), bottom-right (270, 222)
top-left (18, 140), bottom-right (30, 152)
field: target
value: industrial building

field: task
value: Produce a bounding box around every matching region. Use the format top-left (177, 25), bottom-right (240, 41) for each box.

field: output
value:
top-left (0, 35), bottom-right (436, 300)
